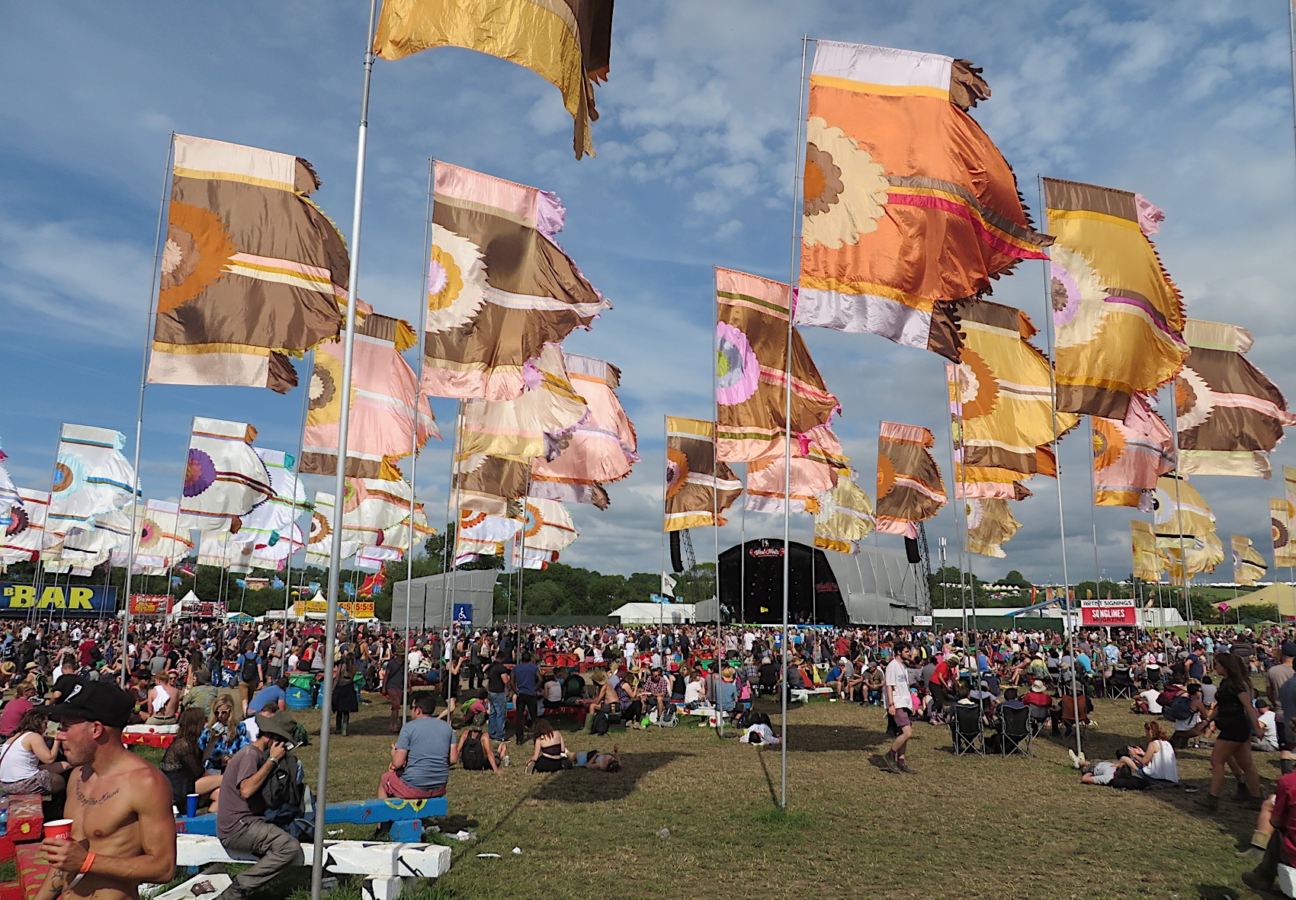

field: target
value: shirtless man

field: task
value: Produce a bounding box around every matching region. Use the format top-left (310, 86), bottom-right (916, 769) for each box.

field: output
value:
top-left (38, 680), bottom-right (176, 900)
top-left (145, 671), bottom-right (180, 725)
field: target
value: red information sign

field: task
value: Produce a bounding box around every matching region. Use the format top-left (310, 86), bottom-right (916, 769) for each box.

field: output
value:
top-left (1080, 598), bottom-right (1137, 627)
top-left (129, 594), bottom-right (173, 616)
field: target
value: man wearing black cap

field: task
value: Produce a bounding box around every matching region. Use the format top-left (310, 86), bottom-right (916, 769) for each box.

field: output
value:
top-left (213, 711), bottom-right (304, 900)
top-left (36, 680), bottom-right (177, 900)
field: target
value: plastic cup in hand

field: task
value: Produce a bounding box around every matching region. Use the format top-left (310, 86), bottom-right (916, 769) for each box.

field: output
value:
top-left (186, 793), bottom-right (199, 817)
top-left (44, 819), bottom-right (73, 841)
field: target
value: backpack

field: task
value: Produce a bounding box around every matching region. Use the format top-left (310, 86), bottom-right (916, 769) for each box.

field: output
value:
top-left (261, 753), bottom-right (306, 813)
top-left (241, 655), bottom-right (259, 684)
top-left (460, 730), bottom-right (489, 770)
top-left (591, 709), bottom-right (610, 735)
top-left (657, 705), bottom-right (677, 727)
top-left (1165, 694), bottom-right (1194, 722)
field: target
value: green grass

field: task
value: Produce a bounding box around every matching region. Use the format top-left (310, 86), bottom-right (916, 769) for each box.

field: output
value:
top-left (201, 695), bottom-right (1269, 899)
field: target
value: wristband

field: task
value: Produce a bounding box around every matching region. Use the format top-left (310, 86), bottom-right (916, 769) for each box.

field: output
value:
top-left (80, 851), bottom-right (96, 874)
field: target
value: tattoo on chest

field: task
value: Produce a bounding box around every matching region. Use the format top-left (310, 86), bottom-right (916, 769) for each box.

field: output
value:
top-left (75, 781), bottom-right (121, 807)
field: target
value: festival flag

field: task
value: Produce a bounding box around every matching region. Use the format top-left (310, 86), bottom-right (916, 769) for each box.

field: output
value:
top-left (813, 469), bottom-right (875, 554)
top-left (0, 440), bottom-right (18, 532)
top-left (380, 504), bottom-right (435, 553)
top-left (422, 161), bottom-right (610, 400)
top-left (62, 508), bottom-right (133, 570)
top-left (945, 300), bottom-right (1076, 475)
top-left (796, 41), bottom-right (1049, 359)
top-left (520, 498), bottom-right (578, 558)
top-left (455, 455), bottom-right (531, 515)
top-left (876, 422), bottom-right (947, 537)
top-left (305, 491), bottom-right (360, 565)
top-left (180, 419), bottom-right (274, 532)
top-left (148, 134), bottom-right (347, 392)
top-left (197, 532), bottom-right (256, 575)
top-left (1131, 519), bottom-right (1163, 583)
top-left (965, 498), bottom-right (1020, 559)
top-left (1042, 178), bottom-right (1187, 419)
top-left (339, 479), bottom-right (417, 547)
top-left (234, 448), bottom-right (310, 554)
top-left (373, 0), bottom-right (614, 159)
top-left (1153, 474), bottom-right (1223, 580)
top-left (1231, 534), bottom-right (1267, 587)
top-left (121, 499), bottom-right (195, 572)
top-left (46, 424), bottom-right (136, 539)
top-left (300, 313), bottom-right (439, 479)
top-left (358, 570), bottom-right (386, 598)
top-left (0, 490), bottom-right (47, 568)
top-left (457, 345), bottom-right (588, 463)
top-left (744, 426), bottom-right (846, 514)
top-left (455, 507), bottom-right (521, 566)
top-left (354, 545), bottom-right (402, 573)
top-left (661, 572), bottom-right (678, 597)
top-left (663, 417), bottom-right (742, 531)
top-left (715, 268), bottom-right (839, 462)
top-left (952, 463), bottom-right (1035, 501)
top-left (1092, 394), bottom-right (1176, 510)
top-left (1175, 319), bottom-right (1296, 478)
top-left (512, 544), bottom-right (559, 570)
top-left (530, 353), bottom-right (639, 509)
top-left (1272, 497), bottom-right (1296, 568)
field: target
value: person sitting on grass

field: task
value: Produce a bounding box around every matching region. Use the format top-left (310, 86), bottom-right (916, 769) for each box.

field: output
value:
top-left (1169, 683), bottom-right (1210, 750)
top-left (1119, 720), bottom-right (1179, 785)
top-left (615, 674), bottom-right (645, 728)
top-left (379, 694), bottom-right (456, 800)
top-left (160, 707), bottom-right (223, 812)
top-left (1255, 697), bottom-right (1280, 752)
top-left (456, 712), bottom-right (506, 776)
top-left (527, 719), bottom-right (569, 773)
top-left (1243, 763), bottom-right (1296, 892)
top-left (865, 663), bottom-right (884, 706)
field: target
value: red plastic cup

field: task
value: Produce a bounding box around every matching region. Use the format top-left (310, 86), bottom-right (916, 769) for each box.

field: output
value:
top-left (44, 819), bottom-right (73, 841)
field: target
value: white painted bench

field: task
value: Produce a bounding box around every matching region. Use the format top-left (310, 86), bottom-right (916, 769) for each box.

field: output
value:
top-left (157, 833), bottom-right (451, 900)
top-left (1279, 863), bottom-right (1296, 898)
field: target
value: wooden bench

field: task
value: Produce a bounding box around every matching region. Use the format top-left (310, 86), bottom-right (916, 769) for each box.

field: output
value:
top-left (176, 797), bottom-right (449, 844)
top-left (160, 834), bottom-right (450, 900)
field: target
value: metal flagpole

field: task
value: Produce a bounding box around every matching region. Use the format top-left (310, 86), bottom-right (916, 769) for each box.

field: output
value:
top-left (710, 268), bottom-right (723, 731)
top-left (1166, 407), bottom-right (1193, 627)
top-left (312, 1), bottom-right (378, 894)
top-left (943, 377), bottom-right (970, 636)
top-left (400, 159), bottom-right (435, 726)
top-left (1288, 0), bottom-right (1296, 160)
top-left (439, 402), bottom-right (465, 631)
top-left (517, 476), bottom-right (531, 646)
top-left (120, 133), bottom-right (174, 686)
top-left (740, 484), bottom-right (747, 623)
top-left (1086, 418), bottom-right (1103, 593)
top-left (1037, 176), bottom-right (1082, 762)
top-left (282, 351), bottom-right (315, 625)
top-left (778, 33), bottom-right (810, 809)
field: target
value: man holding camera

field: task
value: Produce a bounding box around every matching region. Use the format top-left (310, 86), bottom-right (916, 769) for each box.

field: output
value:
top-left (213, 711), bottom-right (303, 900)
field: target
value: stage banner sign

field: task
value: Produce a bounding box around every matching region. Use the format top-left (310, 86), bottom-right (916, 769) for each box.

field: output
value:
top-left (1080, 597), bottom-right (1137, 627)
top-left (129, 594), bottom-right (173, 616)
top-left (0, 583), bottom-right (116, 615)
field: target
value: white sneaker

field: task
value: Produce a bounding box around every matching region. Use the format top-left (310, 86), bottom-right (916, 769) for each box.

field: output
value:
top-left (1068, 749), bottom-right (1082, 769)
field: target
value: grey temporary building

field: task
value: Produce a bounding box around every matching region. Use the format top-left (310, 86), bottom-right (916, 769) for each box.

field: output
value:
top-left (391, 569), bottom-right (497, 629)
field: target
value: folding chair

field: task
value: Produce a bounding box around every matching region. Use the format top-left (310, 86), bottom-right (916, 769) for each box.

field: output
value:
top-left (1026, 704), bottom-right (1049, 736)
top-left (950, 703), bottom-right (984, 756)
top-left (1107, 669), bottom-right (1134, 701)
top-left (998, 705), bottom-right (1032, 757)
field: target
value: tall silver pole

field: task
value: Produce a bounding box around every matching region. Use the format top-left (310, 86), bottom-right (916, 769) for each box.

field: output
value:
top-left (1037, 176), bottom-right (1082, 761)
top-left (710, 269), bottom-right (722, 730)
top-left (282, 351), bottom-right (315, 625)
top-left (311, 2), bottom-right (378, 895)
top-left (739, 484), bottom-right (747, 623)
top-left (401, 159), bottom-right (435, 726)
top-left (1167, 406), bottom-right (1193, 626)
top-left (120, 134), bottom-right (175, 686)
top-left (778, 34), bottom-right (810, 809)
top-left (1288, 0), bottom-right (1296, 161)
top-left (1086, 418), bottom-right (1102, 594)
top-left (439, 402), bottom-right (465, 630)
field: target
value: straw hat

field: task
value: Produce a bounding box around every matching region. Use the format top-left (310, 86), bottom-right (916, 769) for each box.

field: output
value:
top-left (591, 668), bottom-right (608, 686)
top-left (1030, 679), bottom-right (1047, 693)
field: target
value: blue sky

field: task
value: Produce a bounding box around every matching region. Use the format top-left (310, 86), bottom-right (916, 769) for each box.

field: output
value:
top-left (2, 1), bottom-right (1295, 584)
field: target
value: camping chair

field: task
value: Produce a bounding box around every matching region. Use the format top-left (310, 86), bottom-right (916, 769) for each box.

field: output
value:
top-left (1026, 703), bottom-right (1049, 736)
top-left (998, 705), bottom-right (1031, 758)
top-left (1107, 669), bottom-right (1134, 701)
top-left (950, 703), bottom-right (984, 756)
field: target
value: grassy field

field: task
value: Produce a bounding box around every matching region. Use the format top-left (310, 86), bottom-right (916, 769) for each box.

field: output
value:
top-left (220, 690), bottom-right (1276, 900)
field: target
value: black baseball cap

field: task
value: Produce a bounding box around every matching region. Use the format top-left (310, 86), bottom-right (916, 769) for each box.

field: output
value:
top-left (47, 681), bottom-right (134, 729)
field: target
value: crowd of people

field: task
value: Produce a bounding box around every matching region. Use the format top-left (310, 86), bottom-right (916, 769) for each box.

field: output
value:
top-left (1, 611), bottom-right (1296, 895)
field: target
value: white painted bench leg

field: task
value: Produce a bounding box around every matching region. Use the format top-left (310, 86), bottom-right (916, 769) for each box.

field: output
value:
top-left (362, 876), bottom-right (404, 900)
